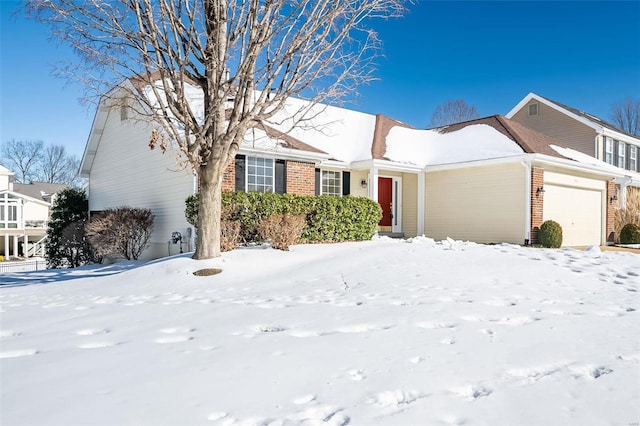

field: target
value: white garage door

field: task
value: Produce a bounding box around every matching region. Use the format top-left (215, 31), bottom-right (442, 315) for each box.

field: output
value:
top-left (543, 184), bottom-right (602, 247)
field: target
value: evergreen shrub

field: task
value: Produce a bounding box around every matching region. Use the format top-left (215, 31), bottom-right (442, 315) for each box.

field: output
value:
top-left (539, 220), bottom-right (563, 248)
top-left (619, 223), bottom-right (640, 244)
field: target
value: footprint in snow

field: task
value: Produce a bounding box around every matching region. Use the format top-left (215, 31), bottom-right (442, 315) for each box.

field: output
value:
top-left (451, 384), bottom-right (492, 400)
top-left (368, 389), bottom-right (425, 407)
top-left (76, 328), bottom-right (110, 336)
top-left (293, 394), bottom-right (316, 404)
top-left (569, 365), bottom-right (613, 379)
top-left (154, 327), bottom-right (195, 344)
top-left (78, 341), bottom-right (121, 349)
top-left (409, 356), bottom-right (425, 364)
top-left (0, 330), bottom-right (21, 338)
top-left (349, 369), bottom-right (366, 381)
top-left (0, 349), bottom-right (39, 358)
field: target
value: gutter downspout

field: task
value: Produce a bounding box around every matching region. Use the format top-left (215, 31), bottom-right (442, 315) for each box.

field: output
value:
top-left (523, 158), bottom-right (532, 245)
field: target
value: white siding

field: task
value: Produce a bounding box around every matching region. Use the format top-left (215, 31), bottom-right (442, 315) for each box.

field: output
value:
top-left (425, 163), bottom-right (527, 244)
top-left (88, 107), bottom-right (195, 260)
top-left (22, 201), bottom-right (49, 222)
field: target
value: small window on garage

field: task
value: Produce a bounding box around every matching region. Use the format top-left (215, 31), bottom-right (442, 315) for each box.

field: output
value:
top-left (528, 103), bottom-right (538, 117)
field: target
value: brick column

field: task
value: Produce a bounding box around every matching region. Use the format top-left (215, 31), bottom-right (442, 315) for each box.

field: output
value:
top-left (221, 159), bottom-right (236, 191)
top-left (606, 181), bottom-right (617, 243)
top-left (285, 161), bottom-right (315, 195)
top-left (530, 167), bottom-right (544, 245)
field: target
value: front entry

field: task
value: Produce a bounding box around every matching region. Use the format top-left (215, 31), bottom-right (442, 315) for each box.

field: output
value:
top-left (378, 177), bottom-right (393, 227)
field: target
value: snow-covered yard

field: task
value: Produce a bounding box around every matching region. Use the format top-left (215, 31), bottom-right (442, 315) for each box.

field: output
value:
top-left (1, 238), bottom-right (638, 426)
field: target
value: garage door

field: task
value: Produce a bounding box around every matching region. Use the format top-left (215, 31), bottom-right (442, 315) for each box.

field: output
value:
top-left (543, 184), bottom-right (602, 247)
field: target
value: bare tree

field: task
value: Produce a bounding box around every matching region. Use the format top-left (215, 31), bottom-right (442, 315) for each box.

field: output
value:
top-left (610, 97), bottom-right (640, 136)
top-left (35, 144), bottom-right (82, 187)
top-left (26, 0), bottom-right (406, 259)
top-left (428, 99), bottom-right (479, 128)
top-left (0, 139), bottom-right (44, 183)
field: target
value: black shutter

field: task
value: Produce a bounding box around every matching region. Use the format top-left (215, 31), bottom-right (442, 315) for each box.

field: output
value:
top-left (315, 168), bottom-right (320, 196)
top-left (342, 171), bottom-right (351, 196)
top-left (275, 160), bottom-right (286, 194)
top-left (235, 155), bottom-right (246, 191)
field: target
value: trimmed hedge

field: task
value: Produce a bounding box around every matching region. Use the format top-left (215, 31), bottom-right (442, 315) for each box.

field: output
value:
top-left (619, 223), bottom-right (640, 244)
top-left (186, 191), bottom-right (382, 244)
top-left (539, 220), bottom-right (563, 248)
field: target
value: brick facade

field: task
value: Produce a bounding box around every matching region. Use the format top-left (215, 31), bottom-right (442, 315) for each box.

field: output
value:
top-left (220, 157), bottom-right (315, 195)
top-left (606, 181), bottom-right (617, 243)
top-left (530, 167), bottom-right (544, 245)
top-left (221, 159), bottom-right (235, 191)
top-left (285, 160), bottom-right (316, 196)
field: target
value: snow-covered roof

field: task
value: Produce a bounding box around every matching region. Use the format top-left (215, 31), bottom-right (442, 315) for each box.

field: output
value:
top-left (384, 124), bottom-right (524, 167)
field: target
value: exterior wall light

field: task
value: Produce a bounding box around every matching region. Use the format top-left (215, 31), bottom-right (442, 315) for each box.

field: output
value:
top-left (360, 179), bottom-right (368, 189)
top-left (536, 187), bottom-right (545, 196)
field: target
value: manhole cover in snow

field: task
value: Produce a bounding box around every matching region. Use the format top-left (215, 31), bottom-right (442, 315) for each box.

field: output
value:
top-left (193, 268), bottom-right (222, 277)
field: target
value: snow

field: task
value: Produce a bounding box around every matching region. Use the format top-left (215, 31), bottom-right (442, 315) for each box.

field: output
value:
top-left (1, 239), bottom-right (638, 425)
top-left (551, 144), bottom-right (640, 178)
top-left (385, 125), bottom-right (525, 167)
top-left (267, 97), bottom-right (378, 163)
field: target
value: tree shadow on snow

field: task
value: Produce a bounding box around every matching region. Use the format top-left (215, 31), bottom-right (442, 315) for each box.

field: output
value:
top-left (0, 261), bottom-right (145, 288)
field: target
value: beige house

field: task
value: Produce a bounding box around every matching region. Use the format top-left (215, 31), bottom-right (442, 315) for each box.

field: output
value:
top-left (0, 166), bottom-right (67, 259)
top-left (81, 79), bottom-right (636, 260)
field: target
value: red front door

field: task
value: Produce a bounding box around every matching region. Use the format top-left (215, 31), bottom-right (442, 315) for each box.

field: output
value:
top-left (378, 177), bottom-right (393, 226)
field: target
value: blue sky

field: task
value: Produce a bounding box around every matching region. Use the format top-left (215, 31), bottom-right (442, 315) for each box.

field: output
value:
top-left (1, 1), bottom-right (639, 159)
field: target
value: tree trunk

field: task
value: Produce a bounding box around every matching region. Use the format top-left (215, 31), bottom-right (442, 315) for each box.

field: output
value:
top-left (193, 161), bottom-right (223, 259)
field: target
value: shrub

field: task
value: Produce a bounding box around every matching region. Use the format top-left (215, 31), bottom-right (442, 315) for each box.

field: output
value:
top-left (221, 220), bottom-right (241, 252)
top-left (257, 214), bottom-right (306, 251)
top-left (186, 191), bottom-right (382, 246)
top-left (86, 207), bottom-right (154, 260)
top-left (619, 223), bottom-right (640, 244)
top-left (46, 188), bottom-right (91, 268)
top-left (614, 187), bottom-right (640, 242)
top-left (538, 220), bottom-right (563, 248)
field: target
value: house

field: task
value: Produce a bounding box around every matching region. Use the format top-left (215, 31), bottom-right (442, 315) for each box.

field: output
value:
top-left (507, 93), bottom-right (640, 206)
top-left (80, 78), bottom-right (639, 260)
top-left (0, 165), bottom-right (67, 259)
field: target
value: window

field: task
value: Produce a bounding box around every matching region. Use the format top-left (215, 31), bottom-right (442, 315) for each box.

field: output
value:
top-left (528, 103), bottom-right (538, 117)
top-left (604, 138), bottom-right (614, 164)
top-left (630, 146), bottom-right (638, 172)
top-left (617, 141), bottom-right (626, 169)
top-left (321, 170), bottom-right (342, 196)
top-left (246, 156), bottom-right (274, 193)
top-left (0, 193), bottom-right (19, 229)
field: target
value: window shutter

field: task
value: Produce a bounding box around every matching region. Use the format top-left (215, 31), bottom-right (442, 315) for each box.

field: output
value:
top-left (235, 155), bottom-right (246, 191)
top-left (275, 160), bottom-right (286, 194)
top-left (342, 171), bottom-right (350, 195)
top-left (315, 168), bottom-right (320, 196)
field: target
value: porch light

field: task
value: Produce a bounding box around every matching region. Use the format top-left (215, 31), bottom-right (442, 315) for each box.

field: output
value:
top-left (536, 187), bottom-right (545, 196)
top-left (360, 179), bottom-right (368, 189)
top-left (610, 195), bottom-right (618, 203)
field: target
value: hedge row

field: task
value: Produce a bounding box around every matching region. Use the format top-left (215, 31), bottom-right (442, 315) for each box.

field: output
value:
top-left (186, 191), bottom-right (382, 244)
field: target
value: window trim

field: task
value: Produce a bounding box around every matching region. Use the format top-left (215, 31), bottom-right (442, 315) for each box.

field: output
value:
top-left (630, 145), bottom-right (638, 172)
top-left (319, 169), bottom-right (342, 197)
top-left (604, 137), bottom-right (614, 164)
top-left (617, 141), bottom-right (626, 169)
top-left (245, 156), bottom-right (275, 193)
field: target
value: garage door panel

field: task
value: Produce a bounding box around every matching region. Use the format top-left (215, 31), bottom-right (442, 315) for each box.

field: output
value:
top-left (543, 184), bottom-right (602, 247)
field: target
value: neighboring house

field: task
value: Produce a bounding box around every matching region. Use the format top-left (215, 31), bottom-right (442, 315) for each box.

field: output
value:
top-left (80, 78), bottom-right (639, 260)
top-left (0, 165), bottom-right (67, 258)
top-left (507, 92), bottom-right (640, 206)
